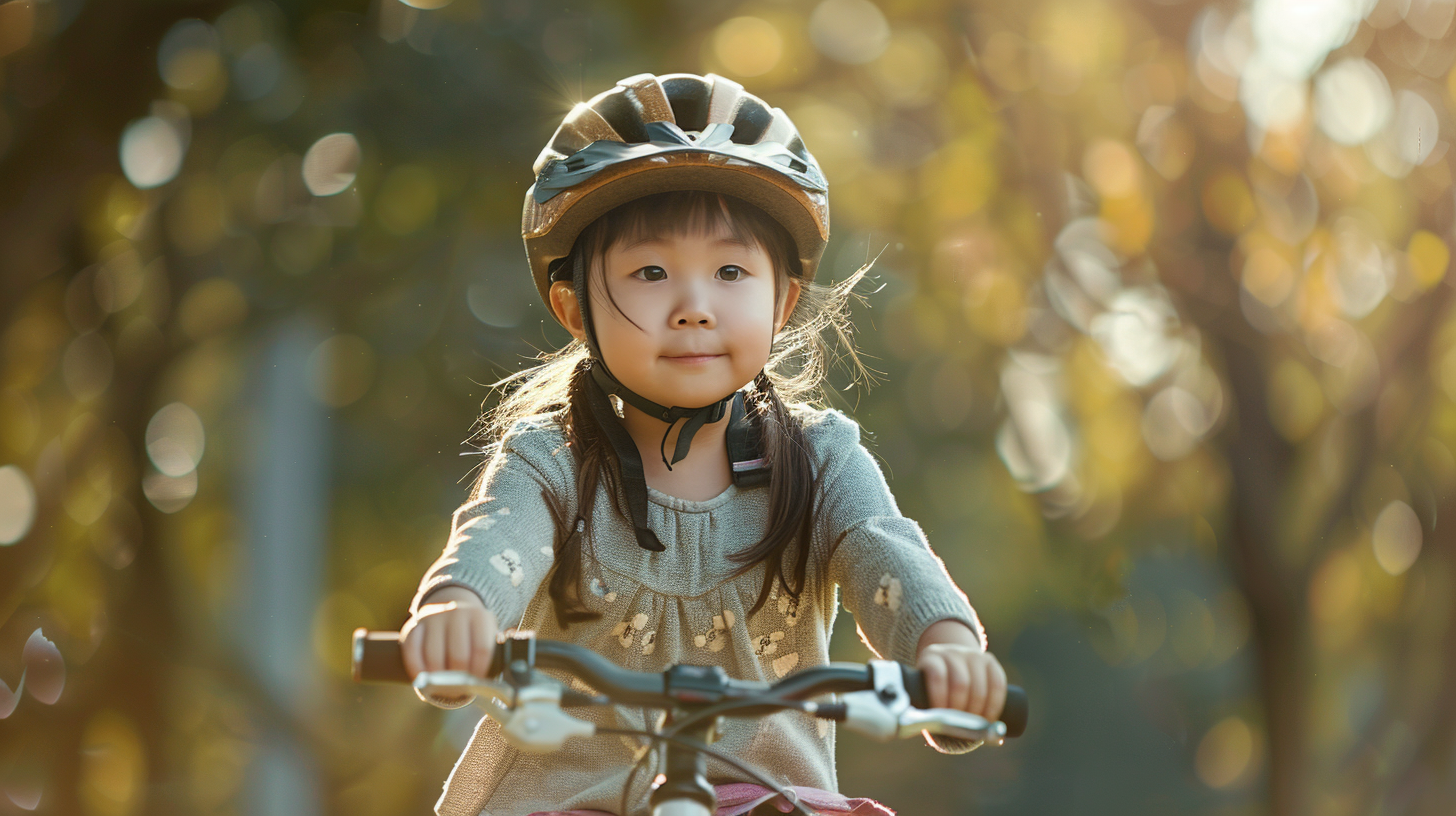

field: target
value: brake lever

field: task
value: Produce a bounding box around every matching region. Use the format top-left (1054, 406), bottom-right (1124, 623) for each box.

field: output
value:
top-left (414, 671), bottom-right (596, 752)
top-left (835, 661), bottom-right (1002, 746)
top-left (897, 707), bottom-right (1004, 745)
top-left (413, 669), bottom-right (513, 703)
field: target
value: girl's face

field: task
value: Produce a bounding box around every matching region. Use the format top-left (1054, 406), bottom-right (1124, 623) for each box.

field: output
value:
top-left (552, 223), bottom-right (800, 410)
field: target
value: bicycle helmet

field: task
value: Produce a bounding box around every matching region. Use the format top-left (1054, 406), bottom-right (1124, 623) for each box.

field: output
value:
top-left (521, 72), bottom-right (830, 552)
top-left (523, 72), bottom-right (830, 309)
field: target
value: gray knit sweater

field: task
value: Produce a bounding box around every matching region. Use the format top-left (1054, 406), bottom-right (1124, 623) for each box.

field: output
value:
top-left (410, 406), bottom-right (985, 816)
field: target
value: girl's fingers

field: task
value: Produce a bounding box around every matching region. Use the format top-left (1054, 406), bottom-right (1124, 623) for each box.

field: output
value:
top-left (401, 618), bottom-right (424, 680)
top-left (919, 654), bottom-right (948, 710)
top-left (945, 656), bottom-right (971, 713)
top-left (964, 657), bottom-right (987, 717)
top-left (469, 610), bottom-right (495, 679)
top-left (986, 658), bottom-right (1008, 723)
top-left (447, 613), bottom-right (472, 672)
top-left (423, 616), bottom-right (447, 673)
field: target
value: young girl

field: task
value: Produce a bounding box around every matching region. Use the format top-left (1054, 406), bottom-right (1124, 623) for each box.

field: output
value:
top-left (400, 72), bottom-right (1006, 816)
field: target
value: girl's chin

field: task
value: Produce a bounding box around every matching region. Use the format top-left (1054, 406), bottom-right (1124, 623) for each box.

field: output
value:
top-left (636, 379), bottom-right (755, 408)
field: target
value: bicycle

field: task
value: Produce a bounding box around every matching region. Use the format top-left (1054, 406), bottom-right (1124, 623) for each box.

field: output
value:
top-left (352, 629), bottom-right (1028, 816)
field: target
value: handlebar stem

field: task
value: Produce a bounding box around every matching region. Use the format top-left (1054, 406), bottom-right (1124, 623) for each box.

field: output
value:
top-left (650, 715), bottom-right (717, 814)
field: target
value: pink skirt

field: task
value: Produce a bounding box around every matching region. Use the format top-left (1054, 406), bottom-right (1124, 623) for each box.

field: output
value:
top-left (527, 782), bottom-right (894, 816)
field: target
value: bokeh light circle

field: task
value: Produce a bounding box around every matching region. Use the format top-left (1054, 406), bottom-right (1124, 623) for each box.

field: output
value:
top-left (145, 403), bottom-right (206, 477)
top-left (22, 628), bottom-right (65, 705)
top-left (808, 0), bottom-right (890, 64)
top-left (1372, 500), bottom-right (1422, 576)
top-left (119, 116), bottom-right (187, 189)
top-left (302, 133), bottom-right (362, 197)
top-left (712, 17), bottom-right (783, 78)
top-left (1314, 58), bottom-right (1392, 145)
top-left (1195, 716), bottom-right (1255, 788)
top-left (143, 470), bottom-right (198, 514)
top-left (1250, 0), bottom-right (1364, 80)
top-left (1238, 55), bottom-right (1307, 131)
top-left (1392, 90), bottom-right (1438, 167)
top-left (157, 19), bottom-right (222, 90)
top-left (0, 465), bottom-right (36, 545)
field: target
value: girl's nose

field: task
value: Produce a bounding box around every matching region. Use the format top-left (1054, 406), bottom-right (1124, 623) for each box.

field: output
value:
top-left (674, 309), bottom-right (714, 327)
top-left (670, 285), bottom-right (716, 328)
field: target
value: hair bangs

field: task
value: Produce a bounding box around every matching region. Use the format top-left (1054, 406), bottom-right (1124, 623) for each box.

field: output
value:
top-left (596, 190), bottom-right (764, 257)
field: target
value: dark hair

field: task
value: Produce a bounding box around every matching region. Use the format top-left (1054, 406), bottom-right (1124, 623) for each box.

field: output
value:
top-left (476, 190), bottom-right (872, 628)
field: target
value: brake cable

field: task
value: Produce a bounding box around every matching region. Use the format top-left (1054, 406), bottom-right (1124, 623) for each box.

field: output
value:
top-left (662, 697), bottom-right (823, 738)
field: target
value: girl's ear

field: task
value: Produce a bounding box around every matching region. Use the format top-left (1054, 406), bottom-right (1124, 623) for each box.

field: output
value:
top-left (549, 281), bottom-right (587, 341)
top-left (774, 278), bottom-right (802, 334)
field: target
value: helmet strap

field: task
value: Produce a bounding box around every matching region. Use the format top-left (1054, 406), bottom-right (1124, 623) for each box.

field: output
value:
top-left (582, 369), bottom-right (665, 552)
top-left (588, 364), bottom-right (729, 470)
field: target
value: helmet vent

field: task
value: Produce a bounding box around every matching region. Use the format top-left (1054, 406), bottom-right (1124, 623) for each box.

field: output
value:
top-left (619, 74), bottom-right (676, 125)
top-left (661, 75), bottom-right (711, 132)
top-left (730, 102), bottom-right (773, 144)
top-left (594, 90), bottom-right (650, 144)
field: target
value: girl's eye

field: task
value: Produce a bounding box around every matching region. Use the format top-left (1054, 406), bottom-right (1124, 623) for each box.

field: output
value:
top-left (634, 266), bottom-right (666, 282)
top-left (717, 265), bottom-right (744, 282)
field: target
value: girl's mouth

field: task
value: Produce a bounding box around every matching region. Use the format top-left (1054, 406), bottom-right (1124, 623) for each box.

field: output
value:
top-left (664, 354), bottom-right (723, 364)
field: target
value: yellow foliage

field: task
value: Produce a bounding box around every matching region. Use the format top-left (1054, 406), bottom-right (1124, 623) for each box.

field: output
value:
top-left (963, 268), bottom-right (1027, 345)
top-left (1030, 0), bottom-right (1126, 80)
top-left (1268, 357), bottom-right (1325, 442)
top-left (1195, 716), bottom-right (1259, 789)
top-left (711, 17), bottom-right (783, 79)
top-left (1201, 169), bottom-right (1255, 236)
top-left (1407, 229), bottom-right (1449, 291)
top-left (1309, 546), bottom-right (1367, 652)
top-left (921, 136), bottom-right (997, 222)
top-left (81, 711), bottom-right (147, 816)
top-left (1099, 193), bottom-right (1153, 256)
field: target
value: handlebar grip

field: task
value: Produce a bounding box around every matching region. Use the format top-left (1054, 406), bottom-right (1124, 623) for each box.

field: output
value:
top-left (352, 628), bottom-right (511, 685)
top-left (901, 666), bottom-right (1029, 738)
top-left (353, 629), bottom-right (411, 684)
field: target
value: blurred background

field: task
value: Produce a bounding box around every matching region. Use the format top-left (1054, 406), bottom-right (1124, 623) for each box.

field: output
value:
top-left (0, 0), bottom-right (1453, 814)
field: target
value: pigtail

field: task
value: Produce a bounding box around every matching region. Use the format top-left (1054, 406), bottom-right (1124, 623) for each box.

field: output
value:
top-left (544, 357), bottom-right (615, 628)
top-left (729, 371), bottom-right (817, 616)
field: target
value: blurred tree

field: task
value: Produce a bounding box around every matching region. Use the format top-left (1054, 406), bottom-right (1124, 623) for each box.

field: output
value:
top-left (952, 3), bottom-right (1456, 815)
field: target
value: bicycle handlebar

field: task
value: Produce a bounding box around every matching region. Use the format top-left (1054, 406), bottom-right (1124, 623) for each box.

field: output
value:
top-left (352, 629), bottom-right (1028, 739)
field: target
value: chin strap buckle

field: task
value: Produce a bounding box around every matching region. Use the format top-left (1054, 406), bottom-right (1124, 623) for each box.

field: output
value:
top-left (727, 391), bottom-right (770, 487)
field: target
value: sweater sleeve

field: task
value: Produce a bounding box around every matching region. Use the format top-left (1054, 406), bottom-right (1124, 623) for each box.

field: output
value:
top-left (408, 418), bottom-right (572, 707)
top-left (808, 409), bottom-right (988, 754)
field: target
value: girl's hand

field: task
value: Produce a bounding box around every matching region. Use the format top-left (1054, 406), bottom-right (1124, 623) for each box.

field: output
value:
top-left (915, 620), bottom-right (1007, 722)
top-left (401, 586), bottom-right (499, 686)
